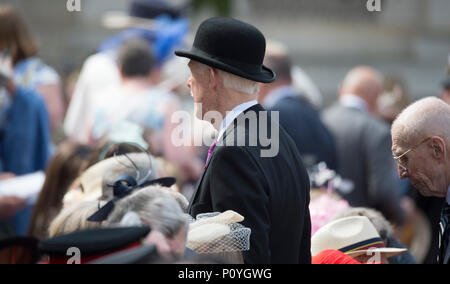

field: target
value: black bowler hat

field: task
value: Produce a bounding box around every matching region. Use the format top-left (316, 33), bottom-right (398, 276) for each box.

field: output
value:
top-left (175, 17), bottom-right (276, 83)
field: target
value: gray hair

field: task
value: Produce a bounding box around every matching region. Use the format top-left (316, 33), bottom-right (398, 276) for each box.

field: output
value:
top-left (104, 186), bottom-right (189, 239)
top-left (194, 62), bottom-right (260, 95)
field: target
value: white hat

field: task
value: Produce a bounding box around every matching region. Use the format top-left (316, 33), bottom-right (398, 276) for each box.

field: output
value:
top-left (311, 216), bottom-right (407, 258)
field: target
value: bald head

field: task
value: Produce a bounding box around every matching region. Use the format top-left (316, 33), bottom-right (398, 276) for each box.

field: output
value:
top-left (340, 66), bottom-right (383, 113)
top-left (391, 96), bottom-right (450, 198)
top-left (392, 97), bottom-right (450, 145)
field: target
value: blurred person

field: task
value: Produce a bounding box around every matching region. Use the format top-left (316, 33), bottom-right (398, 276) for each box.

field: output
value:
top-left (329, 207), bottom-right (417, 264)
top-left (64, 0), bottom-right (189, 144)
top-left (102, 186), bottom-right (190, 260)
top-left (311, 216), bottom-right (407, 264)
top-left (90, 39), bottom-right (202, 181)
top-left (175, 17), bottom-right (311, 264)
top-left (377, 75), bottom-right (411, 124)
top-left (379, 76), bottom-right (441, 263)
top-left (312, 249), bottom-right (364, 264)
top-left (0, 49), bottom-right (50, 176)
top-left (47, 200), bottom-right (105, 238)
top-left (309, 188), bottom-right (349, 236)
top-left (0, 6), bottom-right (64, 135)
top-left (62, 150), bottom-right (160, 206)
top-left (322, 66), bottom-right (404, 225)
top-left (258, 44), bottom-right (337, 170)
top-left (391, 96), bottom-right (450, 264)
top-left (27, 141), bottom-right (94, 240)
top-left (0, 196), bottom-right (26, 220)
top-left (444, 54), bottom-right (450, 104)
top-left (291, 65), bottom-right (324, 109)
top-left (0, 196), bottom-right (26, 239)
top-left (40, 225), bottom-right (151, 264)
top-left (441, 75), bottom-right (450, 104)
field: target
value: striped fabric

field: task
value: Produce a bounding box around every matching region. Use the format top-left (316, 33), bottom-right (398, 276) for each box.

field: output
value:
top-left (339, 237), bottom-right (385, 254)
top-left (438, 203), bottom-right (450, 264)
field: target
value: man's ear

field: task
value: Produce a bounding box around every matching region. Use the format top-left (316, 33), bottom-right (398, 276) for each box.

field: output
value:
top-left (430, 136), bottom-right (446, 161)
top-left (208, 67), bottom-right (217, 91)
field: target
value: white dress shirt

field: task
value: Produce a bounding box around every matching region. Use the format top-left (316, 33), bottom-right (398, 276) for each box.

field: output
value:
top-left (217, 100), bottom-right (258, 141)
top-left (339, 94), bottom-right (368, 113)
top-left (262, 85), bottom-right (296, 108)
top-left (447, 186), bottom-right (450, 205)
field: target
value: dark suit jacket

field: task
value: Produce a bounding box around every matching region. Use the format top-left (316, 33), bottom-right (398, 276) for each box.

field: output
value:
top-left (269, 95), bottom-right (337, 170)
top-left (322, 104), bottom-right (404, 224)
top-left (439, 203), bottom-right (450, 264)
top-left (188, 104), bottom-right (311, 264)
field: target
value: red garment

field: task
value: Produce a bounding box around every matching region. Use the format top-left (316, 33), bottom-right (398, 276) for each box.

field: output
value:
top-left (312, 249), bottom-right (362, 264)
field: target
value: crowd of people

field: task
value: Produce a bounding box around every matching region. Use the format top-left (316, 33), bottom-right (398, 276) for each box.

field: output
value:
top-left (0, 0), bottom-right (449, 264)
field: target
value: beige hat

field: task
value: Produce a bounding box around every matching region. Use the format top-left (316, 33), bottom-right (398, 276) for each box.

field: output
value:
top-left (186, 211), bottom-right (250, 255)
top-left (63, 152), bottom-right (157, 206)
top-left (311, 216), bottom-right (407, 258)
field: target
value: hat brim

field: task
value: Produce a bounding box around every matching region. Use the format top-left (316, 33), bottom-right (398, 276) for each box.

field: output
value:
top-left (175, 48), bottom-right (276, 83)
top-left (102, 11), bottom-right (156, 29)
top-left (346, 247), bottom-right (408, 259)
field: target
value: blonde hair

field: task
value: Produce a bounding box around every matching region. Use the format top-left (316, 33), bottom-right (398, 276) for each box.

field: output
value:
top-left (48, 201), bottom-right (105, 238)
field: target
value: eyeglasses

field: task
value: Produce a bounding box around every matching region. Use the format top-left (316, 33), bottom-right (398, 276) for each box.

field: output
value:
top-left (393, 137), bottom-right (432, 171)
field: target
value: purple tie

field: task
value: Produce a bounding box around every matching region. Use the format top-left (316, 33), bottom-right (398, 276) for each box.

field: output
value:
top-left (205, 139), bottom-right (217, 167)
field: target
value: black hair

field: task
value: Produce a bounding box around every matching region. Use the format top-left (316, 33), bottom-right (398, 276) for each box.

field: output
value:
top-left (117, 39), bottom-right (156, 78)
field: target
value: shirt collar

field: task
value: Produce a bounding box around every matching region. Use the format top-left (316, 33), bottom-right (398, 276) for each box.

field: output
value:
top-left (217, 100), bottom-right (258, 140)
top-left (447, 186), bottom-right (450, 205)
top-left (339, 94), bottom-right (369, 112)
top-left (262, 85), bottom-right (296, 108)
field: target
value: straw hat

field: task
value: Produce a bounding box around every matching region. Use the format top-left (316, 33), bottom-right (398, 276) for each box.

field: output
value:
top-left (311, 216), bottom-right (407, 258)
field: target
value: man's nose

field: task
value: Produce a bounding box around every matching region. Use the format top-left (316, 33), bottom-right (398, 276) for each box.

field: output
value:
top-left (187, 77), bottom-right (192, 89)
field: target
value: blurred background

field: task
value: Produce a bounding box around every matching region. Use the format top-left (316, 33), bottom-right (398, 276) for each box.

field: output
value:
top-left (4, 0), bottom-right (450, 106)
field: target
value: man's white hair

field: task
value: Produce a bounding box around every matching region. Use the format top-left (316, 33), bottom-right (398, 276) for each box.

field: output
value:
top-left (391, 96), bottom-right (450, 143)
top-left (195, 62), bottom-right (260, 95)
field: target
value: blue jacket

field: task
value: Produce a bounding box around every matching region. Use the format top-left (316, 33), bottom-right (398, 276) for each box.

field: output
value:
top-left (0, 87), bottom-right (50, 175)
top-left (269, 95), bottom-right (338, 171)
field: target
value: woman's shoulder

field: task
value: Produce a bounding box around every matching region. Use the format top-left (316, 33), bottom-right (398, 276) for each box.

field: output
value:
top-left (14, 57), bottom-right (60, 87)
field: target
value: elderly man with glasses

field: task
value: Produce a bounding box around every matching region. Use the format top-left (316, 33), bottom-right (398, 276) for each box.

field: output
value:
top-left (391, 96), bottom-right (450, 264)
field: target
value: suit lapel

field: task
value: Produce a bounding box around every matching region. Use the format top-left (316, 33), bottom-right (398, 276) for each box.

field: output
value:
top-left (188, 104), bottom-right (265, 213)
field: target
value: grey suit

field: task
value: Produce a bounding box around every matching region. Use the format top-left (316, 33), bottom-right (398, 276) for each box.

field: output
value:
top-left (322, 104), bottom-right (404, 224)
